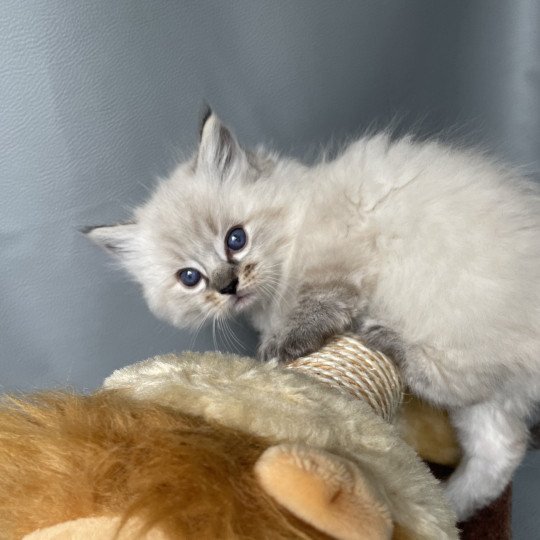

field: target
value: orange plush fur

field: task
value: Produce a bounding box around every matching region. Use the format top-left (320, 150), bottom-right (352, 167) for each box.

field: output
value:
top-left (0, 391), bottom-right (329, 540)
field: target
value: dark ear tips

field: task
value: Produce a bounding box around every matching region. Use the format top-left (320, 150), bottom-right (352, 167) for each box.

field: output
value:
top-left (79, 225), bottom-right (101, 235)
top-left (199, 103), bottom-right (213, 139)
top-left (196, 106), bottom-right (250, 180)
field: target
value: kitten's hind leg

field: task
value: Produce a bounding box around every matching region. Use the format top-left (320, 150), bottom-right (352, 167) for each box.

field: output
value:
top-left (446, 401), bottom-right (528, 521)
top-left (355, 327), bottom-right (529, 519)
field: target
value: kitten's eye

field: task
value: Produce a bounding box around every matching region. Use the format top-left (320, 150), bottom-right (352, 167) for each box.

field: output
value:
top-left (177, 268), bottom-right (202, 287)
top-left (226, 227), bottom-right (247, 252)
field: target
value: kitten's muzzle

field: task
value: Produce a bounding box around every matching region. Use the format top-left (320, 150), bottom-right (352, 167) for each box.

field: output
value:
top-left (212, 264), bottom-right (238, 294)
top-left (219, 278), bottom-right (239, 295)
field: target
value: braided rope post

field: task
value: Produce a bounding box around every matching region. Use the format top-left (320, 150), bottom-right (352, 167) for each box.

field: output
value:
top-left (286, 334), bottom-right (403, 422)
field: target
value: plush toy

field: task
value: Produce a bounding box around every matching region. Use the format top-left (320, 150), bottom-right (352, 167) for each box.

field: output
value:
top-left (0, 336), bottom-right (458, 540)
top-left (399, 396), bottom-right (461, 468)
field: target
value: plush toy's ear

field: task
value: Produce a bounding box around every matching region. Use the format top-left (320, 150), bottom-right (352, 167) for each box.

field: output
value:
top-left (196, 109), bottom-right (248, 180)
top-left (254, 443), bottom-right (393, 540)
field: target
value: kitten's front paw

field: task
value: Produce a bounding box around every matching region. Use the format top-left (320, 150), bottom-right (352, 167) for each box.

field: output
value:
top-left (258, 328), bottom-right (327, 363)
top-left (354, 318), bottom-right (406, 364)
top-left (257, 335), bottom-right (280, 362)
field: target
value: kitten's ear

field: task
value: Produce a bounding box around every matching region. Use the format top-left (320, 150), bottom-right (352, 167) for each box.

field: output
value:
top-left (196, 109), bottom-right (248, 180)
top-left (83, 223), bottom-right (139, 260)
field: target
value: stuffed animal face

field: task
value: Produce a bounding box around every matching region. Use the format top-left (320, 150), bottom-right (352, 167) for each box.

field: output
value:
top-left (0, 391), bottom-right (393, 540)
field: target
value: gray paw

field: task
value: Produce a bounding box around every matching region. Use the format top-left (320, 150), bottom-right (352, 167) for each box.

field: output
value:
top-left (257, 328), bottom-right (328, 363)
top-left (257, 284), bottom-right (357, 362)
top-left (257, 334), bottom-right (280, 362)
top-left (354, 318), bottom-right (406, 364)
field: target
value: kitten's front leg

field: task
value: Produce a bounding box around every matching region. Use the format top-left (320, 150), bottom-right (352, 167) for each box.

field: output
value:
top-left (258, 283), bottom-right (360, 362)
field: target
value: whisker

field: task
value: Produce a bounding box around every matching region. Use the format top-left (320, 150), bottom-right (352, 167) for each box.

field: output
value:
top-left (217, 316), bottom-right (233, 352)
top-left (223, 318), bottom-right (245, 351)
top-left (212, 316), bottom-right (218, 351)
top-left (260, 281), bottom-right (292, 310)
top-left (189, 310), bottom-right (212, 350)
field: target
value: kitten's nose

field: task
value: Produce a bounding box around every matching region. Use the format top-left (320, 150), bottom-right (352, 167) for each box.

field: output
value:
top-left (219, 278), bottom-right (239, 295)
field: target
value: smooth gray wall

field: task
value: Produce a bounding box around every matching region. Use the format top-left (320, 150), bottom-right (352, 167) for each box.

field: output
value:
top-left (1, 1), bottom-right (539, 536)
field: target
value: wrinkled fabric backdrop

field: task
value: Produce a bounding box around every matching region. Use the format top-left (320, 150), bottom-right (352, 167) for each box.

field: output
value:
top-left (1, 1), bottom-right (539, 536)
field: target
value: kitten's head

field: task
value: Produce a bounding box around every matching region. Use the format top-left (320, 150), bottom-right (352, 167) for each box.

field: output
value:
top-left (86, 112), bottom-right (296, 329)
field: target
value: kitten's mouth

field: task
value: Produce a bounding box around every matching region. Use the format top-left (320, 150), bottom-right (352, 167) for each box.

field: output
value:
top-left (233, 291), bottom-right (256, 311)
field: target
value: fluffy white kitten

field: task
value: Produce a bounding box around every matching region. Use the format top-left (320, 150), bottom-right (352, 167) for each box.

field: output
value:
top-left (87, 111), bottom-right (540, 520)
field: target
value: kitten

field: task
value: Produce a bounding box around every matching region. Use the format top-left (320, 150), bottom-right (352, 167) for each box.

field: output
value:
top-left (86, 111), bottom-right (540, 520)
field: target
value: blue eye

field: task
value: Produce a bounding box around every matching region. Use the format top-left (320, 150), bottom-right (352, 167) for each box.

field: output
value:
top-left (226, 227), bottom-right (247, 251)
top-left (177, 268), bottom-right (202, 287)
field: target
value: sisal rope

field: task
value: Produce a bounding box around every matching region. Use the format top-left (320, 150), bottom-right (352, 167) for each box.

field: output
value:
top-left (286, 334), bottom-right (403, 422)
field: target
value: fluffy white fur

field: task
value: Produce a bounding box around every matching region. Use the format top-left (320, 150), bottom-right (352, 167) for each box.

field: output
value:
top-left (104, 351), bottom-right (458, 539)
top-left (88, 113), bottom-right (540, 519)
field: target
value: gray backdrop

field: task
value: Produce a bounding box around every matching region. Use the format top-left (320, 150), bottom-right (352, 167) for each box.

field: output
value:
top-left (1, 1), bottom-right (539, 536)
